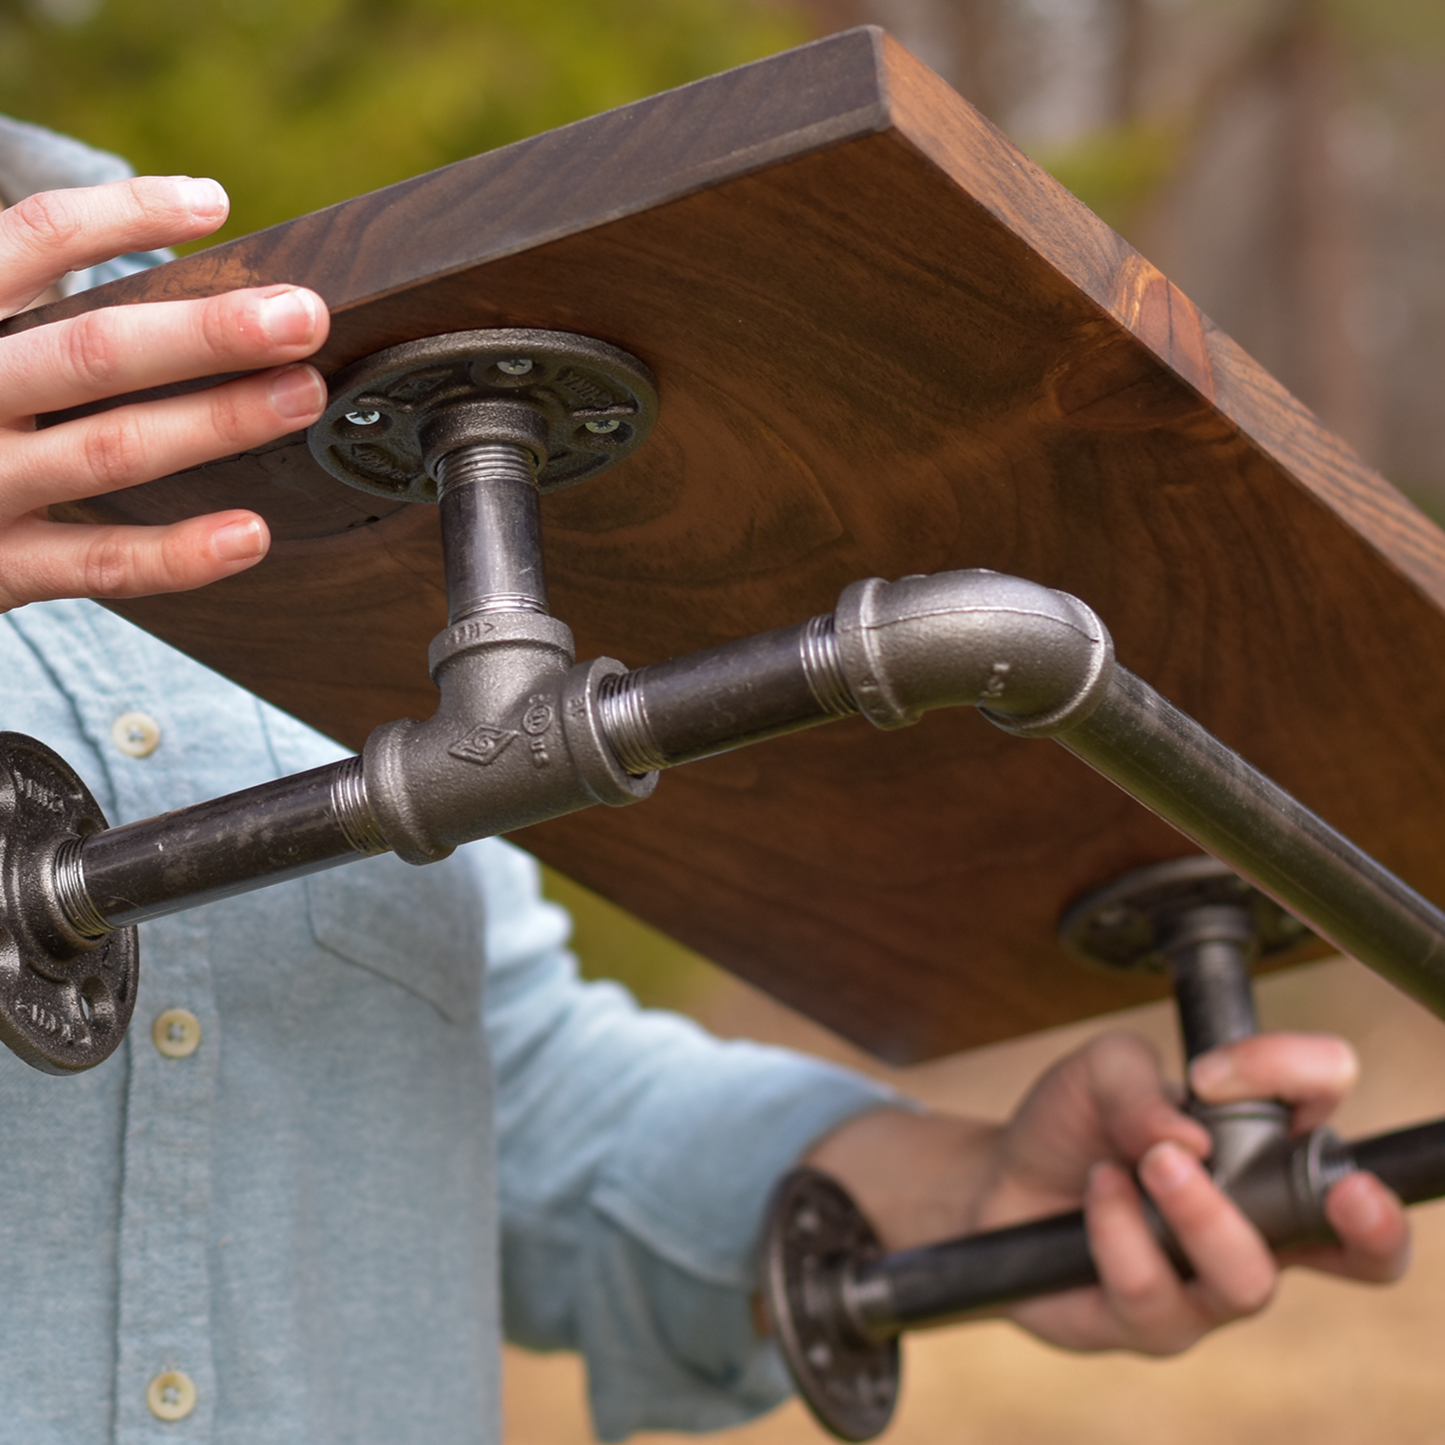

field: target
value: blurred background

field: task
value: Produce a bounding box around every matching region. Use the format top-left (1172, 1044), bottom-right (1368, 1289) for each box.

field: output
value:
top-left (5, 0), bottom-right (1445, 1439)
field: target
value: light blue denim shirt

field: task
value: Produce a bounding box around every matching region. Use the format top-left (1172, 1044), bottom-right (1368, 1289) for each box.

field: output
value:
top-left (0, 117), bottom-right (893, 1443)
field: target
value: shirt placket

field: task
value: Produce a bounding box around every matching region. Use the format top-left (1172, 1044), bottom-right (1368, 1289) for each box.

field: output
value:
top-left (73, 690), bottom-right (219, 1445)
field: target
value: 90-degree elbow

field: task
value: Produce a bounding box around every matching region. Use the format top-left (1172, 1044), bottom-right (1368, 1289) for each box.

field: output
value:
top-left (835, 571), bottom-right (1115, 737)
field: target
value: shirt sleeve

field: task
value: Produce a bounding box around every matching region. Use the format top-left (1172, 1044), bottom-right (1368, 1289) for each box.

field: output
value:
top-left (474, 838), bottom-right (897, 1440)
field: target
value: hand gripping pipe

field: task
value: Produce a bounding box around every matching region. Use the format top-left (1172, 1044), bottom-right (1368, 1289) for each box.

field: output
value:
top-left (758, 860), bottom-right (1445, 1441)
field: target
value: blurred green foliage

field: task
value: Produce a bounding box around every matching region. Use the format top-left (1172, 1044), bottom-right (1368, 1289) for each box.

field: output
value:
top-left (0, 0), bottom-right (811, 245)
top-left (1325, 0), bottom-right (1445, 51)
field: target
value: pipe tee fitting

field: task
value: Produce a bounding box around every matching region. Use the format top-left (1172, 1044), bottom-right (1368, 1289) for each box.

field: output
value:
top-left (364, 615), bottom-right (654, 864)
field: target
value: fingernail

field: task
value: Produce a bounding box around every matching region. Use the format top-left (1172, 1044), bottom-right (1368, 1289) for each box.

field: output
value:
top-left (176, 177), bottom-right (228, 222)
top-left (1189, 1052), bottom-right (1234, 1095)
top-left (269, 365), bottom-right (326, 421)
top-left (1140, 1141), bottom-right (1195, 1195)
top-left (258, 289), bottom-right (322, 347)
top-left (212, 517), bottom-right (266, 563)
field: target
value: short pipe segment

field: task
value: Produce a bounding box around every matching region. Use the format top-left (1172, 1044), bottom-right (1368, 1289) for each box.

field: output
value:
top-left (597, 614), bottom-right (858, 774)
top-left (59, 757), bottom-right (387, 933)
top-left (435, 441), bottom-right (548, 622)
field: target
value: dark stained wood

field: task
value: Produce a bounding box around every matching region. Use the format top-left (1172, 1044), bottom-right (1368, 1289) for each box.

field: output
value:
top-left (9, 28), bottom-right (1445, 1062)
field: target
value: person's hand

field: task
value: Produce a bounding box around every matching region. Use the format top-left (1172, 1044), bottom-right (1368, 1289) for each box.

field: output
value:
top-left (0, 173), bottom-right (330, 610)
top-left (803, 1031), bottom-right (1410, 1355)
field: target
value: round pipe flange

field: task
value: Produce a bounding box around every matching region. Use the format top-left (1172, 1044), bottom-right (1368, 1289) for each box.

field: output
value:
top-left (763, 1167), bottom-right (900, 1442)
top-left (0, 734), bottom-right (138, 1074)
top-left (307, 328), bottom-right (658, 502)
top-left (1059, 856), bottom-right (1312, 973)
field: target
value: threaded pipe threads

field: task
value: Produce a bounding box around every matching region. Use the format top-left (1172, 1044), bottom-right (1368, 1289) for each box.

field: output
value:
top-left (331, 756), bottom-right (389, 857)
top-left (436, 442), bottom-right (549, 620)
top-left (800, 613), bottom-right (858, 718)
top-left (597, 671), bottom-right (669, 777)
top-left (53, 835), bottom-right (113, 940)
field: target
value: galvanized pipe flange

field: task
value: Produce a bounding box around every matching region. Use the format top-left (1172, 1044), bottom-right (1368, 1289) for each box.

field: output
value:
top-left (307, 328), bottom-right (658, 502)
top-left (0, 733), bottom-right (137, 1074)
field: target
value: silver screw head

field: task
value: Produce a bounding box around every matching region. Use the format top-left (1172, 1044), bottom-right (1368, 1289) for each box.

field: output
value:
top-left (344, 409), bottom-right (382, 426)
top-left (497, 358), bottom-right (534, 376)
top-left (584, 417), bottom-right (622, 434)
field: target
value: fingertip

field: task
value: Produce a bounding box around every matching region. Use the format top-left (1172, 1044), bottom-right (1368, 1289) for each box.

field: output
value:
top-left (1138, 1140), bottom-right (1201, 1199)
top-left (268, 363), bottom-right (327, 423)
top-left (209, 513), bottom-right (269, 566)
top-left (257, 290), bottom-right (327, 350)
top-left (1188, 1050), bottom-right (1233, 1098)
top-left (172, 176), bottom-right (229, 225)
top-left (1327, 1173), bottom-right (1405, 1243)
top-left (1189, 1034), bottom-right (1359, 1106)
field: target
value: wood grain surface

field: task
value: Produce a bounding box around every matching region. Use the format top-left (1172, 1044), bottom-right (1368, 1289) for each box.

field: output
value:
top-left (9, 27), bottom-right (1445, 1061)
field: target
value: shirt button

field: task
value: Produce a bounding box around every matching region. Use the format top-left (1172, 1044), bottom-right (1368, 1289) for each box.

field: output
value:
top-left (111, 711), bottom-right (161, 758)
top-left (152, 1008), bottom-right (202, 1059)
top-left (147, 1370), bottom-right (197, 1421)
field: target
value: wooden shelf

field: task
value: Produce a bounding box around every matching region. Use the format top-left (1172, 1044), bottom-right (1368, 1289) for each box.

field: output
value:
top-left (12, 27), bottom-right (1445, 1061)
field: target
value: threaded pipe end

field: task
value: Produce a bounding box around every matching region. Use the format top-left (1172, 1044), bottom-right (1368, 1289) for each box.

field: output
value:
top-left (53, 835), bottom-right (113, 941)
top-left (331, 756), bottom-right (389, 857)
top-left (799, 613), bottom-right (858, 719)
top-left (597, 671), bottom-right (668, 777)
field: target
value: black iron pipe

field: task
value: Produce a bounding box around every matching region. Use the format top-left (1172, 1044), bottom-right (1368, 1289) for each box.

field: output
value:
top-left (1350, 1120), bottom-right (1445, 1207)
top-left (597, 614), bottom-right (858, 774)
top-left (435, 442), bottom-right (548, 621)
top-left (845, 1117), bottom-right (1445, 1338)
top-left (851, 1207), bottom-right (1097, 1329)
top-left (1053, 668), bottom-right (1445, 1020)
top-left (67, 759), bottom-right (386, 931)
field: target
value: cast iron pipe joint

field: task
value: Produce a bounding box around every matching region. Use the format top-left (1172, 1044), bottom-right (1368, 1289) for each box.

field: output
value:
top-left (361, 620), bottom-right (654, 866)
top-left (833, 571), bottom-right (1116, 735)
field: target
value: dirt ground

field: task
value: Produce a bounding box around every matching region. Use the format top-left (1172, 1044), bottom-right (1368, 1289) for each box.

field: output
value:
top-left (503, 953), bottom-right (1445, 1444)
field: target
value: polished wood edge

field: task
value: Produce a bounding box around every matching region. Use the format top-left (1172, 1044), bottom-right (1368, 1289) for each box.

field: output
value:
top-left (878, 32), bottom-right (1445, 616)
top-left (1, 26), bottom-right (895, 354)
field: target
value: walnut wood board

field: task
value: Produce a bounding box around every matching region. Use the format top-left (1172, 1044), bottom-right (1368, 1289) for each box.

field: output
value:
top-left (10, 27), bottom-right (1445, 1062)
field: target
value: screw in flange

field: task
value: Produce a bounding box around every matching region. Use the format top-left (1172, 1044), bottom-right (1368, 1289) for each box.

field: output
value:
top-left (345, 409), bottom-right (382, 426)
top-left (584, 418), bottom-right (621, 434)
top-left (497, 358), bottom-right (534, 376)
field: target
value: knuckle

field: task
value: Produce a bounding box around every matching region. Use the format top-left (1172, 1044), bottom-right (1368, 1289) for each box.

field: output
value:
top-left (197, 293), bottom-right (245, 354)
top-left (63, 313), bottom-right (124, 390)
top-left (205, 384), bottom-right (253, 448)
top-left (82, 414), bottom-right (147, 489)
top-left (1211, 1263), bottom-right (1276, 1320)
top-left (80, 532), bottom-right (135, 597)
top-left (8, 190), bottom-right (85, 254)
top-left (1104, 1253), bottom-right (1175, 1314)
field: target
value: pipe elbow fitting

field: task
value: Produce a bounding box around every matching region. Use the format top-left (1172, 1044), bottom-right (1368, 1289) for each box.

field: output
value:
top-left (834, 570), bottom-right (1115, 737)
